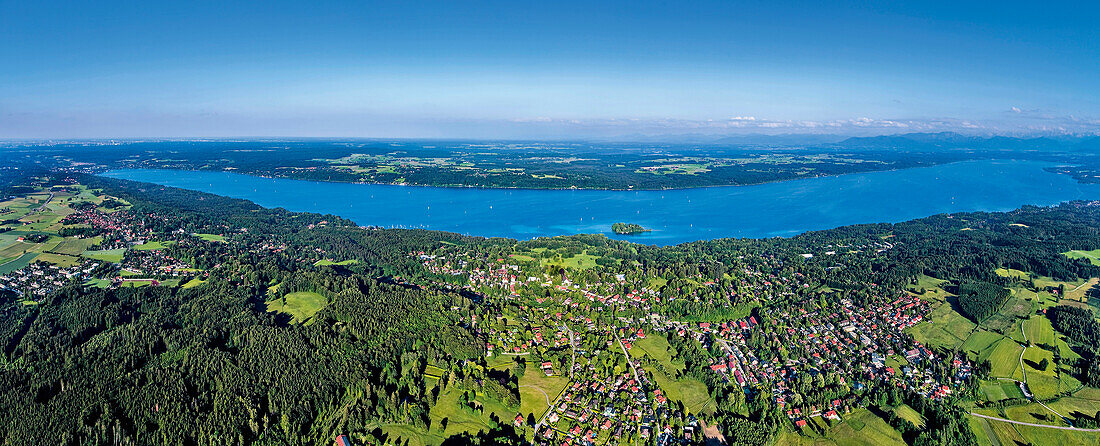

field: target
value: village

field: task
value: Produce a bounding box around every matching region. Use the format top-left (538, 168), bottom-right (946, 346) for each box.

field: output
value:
top-left (415, 241), bottom-right (977, 444)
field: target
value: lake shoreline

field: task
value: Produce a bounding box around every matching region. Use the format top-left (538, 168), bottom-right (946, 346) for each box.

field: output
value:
top-left (101, 159), bottom-right (1100, 245)
top-left (95, 158), bottom-right (963, 192)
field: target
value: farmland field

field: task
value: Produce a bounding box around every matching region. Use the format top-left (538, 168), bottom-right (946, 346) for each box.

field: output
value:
top-left (978, 338), bottom-right (1022, 378)
top-left (0, 253), bottom-right (38, 274)
top-left (906, 300), bottom-right (975, 349)
top-left (47, 237), bottom-right (100, 256)
top-left (961, 330), bottom-right (1003, 358)
top-left (979, 380), bottom-right (1025, 402)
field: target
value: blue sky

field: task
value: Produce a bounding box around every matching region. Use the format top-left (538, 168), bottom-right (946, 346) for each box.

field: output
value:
top-left (2, 1), bottom-right (1098, 139)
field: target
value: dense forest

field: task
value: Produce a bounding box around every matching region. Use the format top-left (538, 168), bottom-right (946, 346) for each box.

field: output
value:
top-left (953, 281), bottom-right (1011, 323)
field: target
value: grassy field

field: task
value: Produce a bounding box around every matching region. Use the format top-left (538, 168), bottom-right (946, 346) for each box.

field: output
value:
top-left (906, 300), bottom-right (975, 349)
top-left (427, 386), bottom-right (515, 440)
top-left (890, 404), bottom-right (925, 428)
top-left (629, 335), bottom-right (679, 370)
top-left (648, 276), bottom-right (668, 290)
top-left (195, 233), bottom-right (226, 242)
top-left (181, 278), bottom-right (206, 289)
top-left (978, 338), bottom-right (1023, 378)
top-left (0, 253), bottom-right (38, 274)
top-left (961, 330), bottom-right (1003, 358)
top-left (541, 251), bottom-right (601, 270)
top-left (265, 291), bottom-right (328, 323)
top-left (377, 424), bottom-right (443, 446)
top-left (1064, 249), bottom-right (1100, 266)
top-left (658, 370), bottom-right (713, 415)
top-left (507, 253), bottom-right (536, 262)
top-left (1008, 422), bottom-right (1100, 445)
top-left (517, 370), bottom-right (569, 423)
top-left (314, 259), bottom-right (359, 266)
top-left (84, 278), bottom-right (113, 288)
top-left (907, 274), bottom-right (952, 302)
top-left (1022, 316), bottom-right (1056, 346)
top-left (133, 240), bottom-right (172, 251)
top-left (979, 380), bottom-right (1026, 402)
top-left (34, 252), bottom-right (81, 267)
top-left (46, 237), bottom-right (100, 256)
top-left (1048, 387), bottom-right (1100, 421)
top-left (0, 241), bottom-right (38, 259)
top-left (968, 415), bottom-right (1027, 446)
top-left (775, 409), bottom-right (905, 446)
top-left (995, 267), bottom-right (1031, 280)
top-left (980, 295), bottom-right (1034, 334)
top-left (82, 248), bottom-right (126, 263)
top-left (1021, 347), bottom-right (1060, 399)
top-left (627, 335), bottom-right (715, 415)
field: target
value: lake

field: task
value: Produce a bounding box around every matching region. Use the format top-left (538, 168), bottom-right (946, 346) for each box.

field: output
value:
top-left (102, 160), bottom-right (1100, 245)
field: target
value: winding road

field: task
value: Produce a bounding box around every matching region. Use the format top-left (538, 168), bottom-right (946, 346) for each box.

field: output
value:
top-left (969, 413), bottom-right (1100, 432)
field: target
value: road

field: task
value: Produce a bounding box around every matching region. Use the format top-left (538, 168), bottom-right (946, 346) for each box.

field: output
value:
top-left (529, 382), bottom-right (569, 445)
top-left (1016, 319), bottom-right (1070, 422)
top-left (30, 192), bottom-right (55, 213)
top-left (528, 324), bottom-right (577, 445)
top-left (614, 329), bottom-right (642, 382)
top-left (561, 323), bottom-right (576, 378)
top-left (1069, 278), bottom-right (1095, 293)
top-left (970, 413), bottom-right (1100, 432)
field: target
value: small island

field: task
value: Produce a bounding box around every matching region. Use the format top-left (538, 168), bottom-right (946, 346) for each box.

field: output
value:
top-left (611, 222), bottom-right (651, 235)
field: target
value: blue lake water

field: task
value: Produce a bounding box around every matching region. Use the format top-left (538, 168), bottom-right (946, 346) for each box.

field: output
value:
top-left (102, 160), bottom-right (1100, 245)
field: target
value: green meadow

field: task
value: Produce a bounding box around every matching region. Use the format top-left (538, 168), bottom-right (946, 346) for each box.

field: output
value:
top-left (82, 248), bottom-right (126, 263)
top-left (133, 240), bottom-right (172, 251)
top-left (265, 291), bottom-right (328, 323)
top-left (314, 259), bottom-right (359, 266)
top-left (540, 251), bottom-right (602, 270)
top-left (775, 409), bottom-right (905, 446)
top-left (195, 233), bottom-right (226, 242)
top-left (1064, 249), bottom-right (1100, 266)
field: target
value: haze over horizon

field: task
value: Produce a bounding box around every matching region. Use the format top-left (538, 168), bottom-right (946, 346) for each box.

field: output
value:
top-left (3, 1), bottom-right (1099, 139)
